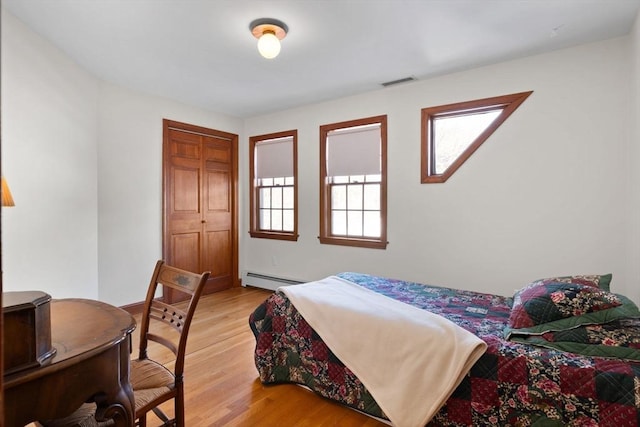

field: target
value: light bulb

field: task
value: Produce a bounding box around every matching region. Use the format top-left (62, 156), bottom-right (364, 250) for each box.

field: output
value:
top-left (257, 31), bottom-right (281, 59)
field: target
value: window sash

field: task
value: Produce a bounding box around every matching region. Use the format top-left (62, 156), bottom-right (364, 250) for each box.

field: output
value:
top-left (257, 178), bottom-right (295, 232)
top-left (329, 179), bottom-right (381, 238)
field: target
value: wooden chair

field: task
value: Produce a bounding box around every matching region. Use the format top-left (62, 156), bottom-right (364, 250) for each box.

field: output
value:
top-left (38, 260), bottom-right (210, 427)
top-left (132, 259), bottom-right (210, 426)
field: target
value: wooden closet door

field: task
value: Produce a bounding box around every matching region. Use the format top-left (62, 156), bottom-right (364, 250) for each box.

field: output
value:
top-left (163, 120), bottom-right (238, 303)
top-left (201, 135), bottom-right (235, 292)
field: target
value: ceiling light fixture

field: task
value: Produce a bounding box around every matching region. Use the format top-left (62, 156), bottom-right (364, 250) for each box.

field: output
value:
top-left (250, 18), bottom-right (288, 59)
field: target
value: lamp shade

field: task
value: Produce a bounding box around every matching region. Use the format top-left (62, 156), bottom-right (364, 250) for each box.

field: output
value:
top-left (1, 176), bottom-right (15, 207)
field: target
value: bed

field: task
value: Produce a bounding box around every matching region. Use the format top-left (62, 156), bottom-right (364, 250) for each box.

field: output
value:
top-left (249, 272), bottom-right (640, 426)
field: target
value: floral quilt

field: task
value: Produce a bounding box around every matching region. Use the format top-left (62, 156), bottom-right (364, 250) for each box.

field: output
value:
top-left (249, 272), bottom-right (640, 426)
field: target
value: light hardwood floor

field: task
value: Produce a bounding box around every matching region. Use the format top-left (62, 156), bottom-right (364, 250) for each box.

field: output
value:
top-left (139, 286), bottom-right (388, 427)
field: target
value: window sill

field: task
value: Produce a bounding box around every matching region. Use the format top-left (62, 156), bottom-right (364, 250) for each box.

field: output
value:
top-left (249, 231), bottom-right (298, 241)
top-left (318, 236), bottom-right (387, 250)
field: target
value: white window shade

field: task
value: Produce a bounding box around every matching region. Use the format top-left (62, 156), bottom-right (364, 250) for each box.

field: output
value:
top-left (327, 125), bottom-right (381, 176)
top-left (255, 137), bottom-right (293, 178)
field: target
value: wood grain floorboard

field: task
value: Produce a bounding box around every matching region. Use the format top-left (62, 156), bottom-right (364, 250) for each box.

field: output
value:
top-left (136, 286), bottom-right (388, 426)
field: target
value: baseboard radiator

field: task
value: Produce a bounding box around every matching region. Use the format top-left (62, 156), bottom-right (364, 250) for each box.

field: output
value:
top-left (242, 271), bottom-right (304, 291)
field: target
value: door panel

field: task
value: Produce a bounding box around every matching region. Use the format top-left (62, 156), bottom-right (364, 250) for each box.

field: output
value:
top-left (163, 120), bottom-right (238, 303)
top-left (173, 168), bottom-right (200, 212)
top-left (204, 230), bottom-right (232, 292)
top-left (170, 133), bottom-right (201, 158)
top-left (205, 144), bottom-right (230, 163)
top-left (171, 233), bottom-right (201, 274)
top-left (207, 171), bottom-right (229, 211)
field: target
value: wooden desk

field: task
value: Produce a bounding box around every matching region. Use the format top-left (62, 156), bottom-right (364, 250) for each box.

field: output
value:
top-left (3, 299), bottom-right (136, 427)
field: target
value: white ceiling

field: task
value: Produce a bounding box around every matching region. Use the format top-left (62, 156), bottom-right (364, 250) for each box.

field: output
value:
top-left (3, 0), bottom-right (639, 118)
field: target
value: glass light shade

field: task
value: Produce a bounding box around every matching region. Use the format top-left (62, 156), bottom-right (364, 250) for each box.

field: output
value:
top-left (257, 32), bottom-right (281, 59)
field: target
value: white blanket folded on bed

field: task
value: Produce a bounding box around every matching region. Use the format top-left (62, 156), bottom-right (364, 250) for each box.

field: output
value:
top-left (279, 276), bottom-right (487, 427)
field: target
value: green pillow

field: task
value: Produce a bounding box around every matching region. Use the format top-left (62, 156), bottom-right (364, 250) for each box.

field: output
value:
top-left (505, 293), bottom-right (640, 338)
top-left (509, 318), bottom-right (640, 361)
top-left (535, 274), bottom-right (612, 292)
top-left (508, 281), bottom-right (622, 330)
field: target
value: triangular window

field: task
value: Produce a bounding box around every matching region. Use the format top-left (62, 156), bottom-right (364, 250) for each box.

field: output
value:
top-left (421, 91), bottom-right (532, 183)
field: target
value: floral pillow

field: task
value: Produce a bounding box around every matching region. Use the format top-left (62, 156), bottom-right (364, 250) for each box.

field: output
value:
top-left (541, 318), bottom-right (640, 348)
top-left (536, 274), bottom-right (612, 292)
top-left (508, 280), bottom-right (621, 330)
top-left (509, 318), bottom-right (640, 361)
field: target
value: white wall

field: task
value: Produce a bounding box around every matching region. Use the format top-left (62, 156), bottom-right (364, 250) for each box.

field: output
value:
top-left (243, 36), bottom-right (636, 300)
top-left (628, 9), bottom-right (640, 304)
top-left (1, 9), bottom-right (243, 306)
top-left (1, 11), bottom-right (101, 299)
top-left (97, 83), bottom-right (242, 306)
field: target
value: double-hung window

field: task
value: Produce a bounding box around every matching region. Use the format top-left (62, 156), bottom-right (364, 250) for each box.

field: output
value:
top-left (319, 115), bottom-right (387, 249)
top-left (249, 130), bottom-right (298, 241)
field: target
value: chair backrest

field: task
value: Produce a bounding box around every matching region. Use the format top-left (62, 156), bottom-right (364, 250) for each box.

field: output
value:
top-left (138, 260), bottom-right (210, 379)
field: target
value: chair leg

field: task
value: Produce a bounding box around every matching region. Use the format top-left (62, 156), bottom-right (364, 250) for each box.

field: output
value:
top-left (176, 393), bottom-right (185, 427)
top-left (138, 414), bottom-right (146, 427)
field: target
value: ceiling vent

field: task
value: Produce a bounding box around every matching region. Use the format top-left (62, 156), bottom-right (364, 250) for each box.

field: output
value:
top-left (381, 76), bottom-right (416, 87)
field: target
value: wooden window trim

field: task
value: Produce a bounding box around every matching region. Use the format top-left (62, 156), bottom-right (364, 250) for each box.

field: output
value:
top-left (249, 130), bottom-right (298, 241)
top-left (421, 91), bottom-right (533, 183)
top-left (319, 115), bottom-right (388, 249)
